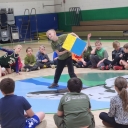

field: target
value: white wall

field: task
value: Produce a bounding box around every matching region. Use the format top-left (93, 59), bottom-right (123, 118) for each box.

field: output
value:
top-left (55, 0), bottom-right (128, 12)
top-left (0, 0), bottom-right (55, 16)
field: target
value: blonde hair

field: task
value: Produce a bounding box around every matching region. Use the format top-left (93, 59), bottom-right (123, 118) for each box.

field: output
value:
top-left (115, 77), bottom-right (128, 111)
top-left (95, 40), bottom-right (101, 45)
top-left (14, 45), bottom-right (22, 50)
top-left (113, 40), bottom-right (120, 48)
top-left (123, 43), bottom-right (128, 49)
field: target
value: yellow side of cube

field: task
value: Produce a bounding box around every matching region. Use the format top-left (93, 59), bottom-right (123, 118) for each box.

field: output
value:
top-left (62, 34), bottom-right (76, 51)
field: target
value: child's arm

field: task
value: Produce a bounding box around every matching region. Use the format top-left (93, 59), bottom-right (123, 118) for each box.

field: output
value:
top-left (0, 47), bottom-right (13, 55)
top-left (87, 33), bottom-right (91, 47)
top-left (55, 50), bottom-right (69, 56)
top-left (57, 110), bottom-right (64, 116)
top-left (15, 59), bottom-right (20, 74)
top-left (91, 48), bottom-right (96, 54)
top-left (70, 32), bottom-right (79, 38)
top-left (24, 56), bottom-right (29, 65)
top-left (25, 108), bottom-right (35, 118)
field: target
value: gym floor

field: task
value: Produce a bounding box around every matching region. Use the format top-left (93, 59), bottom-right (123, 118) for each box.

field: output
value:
top-left (0, 40), bottom-right (128, 128)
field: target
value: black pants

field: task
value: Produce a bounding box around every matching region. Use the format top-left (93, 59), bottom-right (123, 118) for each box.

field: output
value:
top-left (36, 61), bottom-right (51, 68)
top-left (77, 59), bottom-right (92, 68)
top-left (99, 112), bottom-right (128, 128)
top-left (54, 56), bottom-right (77, 84)
top-left (24, 64), bottom-right (38, 71)
top-left (103, 56), bottom-right (121, 66)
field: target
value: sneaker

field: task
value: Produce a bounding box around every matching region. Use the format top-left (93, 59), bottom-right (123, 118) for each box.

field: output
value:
top-left (43, 65), bottom-right (47, 68)
top-left (105, 65), bottom-right (110, 70)
top-left (37, 67), bottom-right (40, 70)
top-left (113, 66), bottom-right (123, 70)
top-left (100, 66), bottom-right (105, 70)
top-left (102, 121), bottom-right (113, 127)
top-left (51, 65), bottom-right (55, 69)
top-left (75, 63), bottom-right (81, 68)
top-left (36, 120), bottom-right (47, 128)
top-left (26, 68), bottom-right (30, 72)
top-left (48, 83), bottom-right (58, 88)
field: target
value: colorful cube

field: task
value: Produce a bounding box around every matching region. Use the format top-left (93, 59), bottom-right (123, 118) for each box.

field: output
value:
top-left (62, 34), bottom-right (87, 56)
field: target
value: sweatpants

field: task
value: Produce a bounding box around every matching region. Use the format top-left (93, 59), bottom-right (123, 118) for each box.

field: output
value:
top-left (103, 56), bottom-right (121, 66)
top-left (24, 64), bottom-right (38, 71)
top-left (90, 55), bottom-right (105, 68)
top-left (99, 112), bottom-right (128, 128)
top-left (36, 61), bottom-right (51, 68)
top-left (54, 56), bottom-right (76, 84)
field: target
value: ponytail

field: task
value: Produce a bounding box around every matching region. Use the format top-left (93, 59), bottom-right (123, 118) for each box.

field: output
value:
top-left (120, 88), bottom-right (128, 111)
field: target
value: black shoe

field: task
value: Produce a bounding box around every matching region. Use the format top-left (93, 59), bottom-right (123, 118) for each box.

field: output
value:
top-left (75, 63), bottom-right (81, 68)
top-left (48, 83), bottom-right (59, 88)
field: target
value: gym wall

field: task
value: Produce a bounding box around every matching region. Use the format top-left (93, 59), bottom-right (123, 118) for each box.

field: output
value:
top-left (54, 0), bottom-right (128, 31)
top-left (0, 0), bottom-right (58, 32)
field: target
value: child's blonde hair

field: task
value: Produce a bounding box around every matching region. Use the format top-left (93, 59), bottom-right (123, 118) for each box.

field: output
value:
top-left (113, 40), bottom-right (120, 49)
top-left (14, 45), bottom-right (22, 50)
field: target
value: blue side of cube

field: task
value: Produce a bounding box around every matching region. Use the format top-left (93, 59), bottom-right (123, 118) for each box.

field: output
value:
top-left (70, 38), bottom-right (86, 56)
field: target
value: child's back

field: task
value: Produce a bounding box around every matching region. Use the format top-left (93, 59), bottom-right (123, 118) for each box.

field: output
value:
top-left (0, 95), bottom-right (30, 128)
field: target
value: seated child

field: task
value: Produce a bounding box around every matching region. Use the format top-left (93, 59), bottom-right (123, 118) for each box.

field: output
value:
top-left (120, 43), bottom-right (128, 69)
top-left (0, 45), bottom-right (22, 77)
top-left (101, 40), bottom-right (124, 70)
top-left (0, 78), bottom-right (47, 128)
top-left (90, 38), bottom-right (109, 69)
top-left (99, 77), bottom-right (128, 128)
top-left (22, 47), bottom-right (40, 72)
top-left (53, 51), bottom-right (58, 65)
top-left (75, 33), bottom-right (92, 68)
top-left (36, 45), bottom-right (52, 68)
top-left (72, 53), bottom-right (82, 65)
top-left (54, 77), bottom-right (95, 128)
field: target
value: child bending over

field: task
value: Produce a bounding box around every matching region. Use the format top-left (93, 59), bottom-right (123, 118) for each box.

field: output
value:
top-left (0, 78), bottom-right (47, 128)
top-left (99, 77), bottom-right (128, 128)
top-left (0, 45), bottom-right (22, 77)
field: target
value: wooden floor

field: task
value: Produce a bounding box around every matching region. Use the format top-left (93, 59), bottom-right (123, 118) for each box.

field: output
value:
top-left (0, 40), bottom-right (127, 128)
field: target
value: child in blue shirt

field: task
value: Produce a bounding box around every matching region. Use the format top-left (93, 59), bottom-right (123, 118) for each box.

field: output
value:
top-left (0, 78), bottom-right (47, 128)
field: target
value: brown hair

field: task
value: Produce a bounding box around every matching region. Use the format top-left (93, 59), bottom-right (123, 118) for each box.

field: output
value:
top-left (123, 43), bottom-right (128, 49)
top-left (46, 29), bottom-right (56, 36)
top-left (67, 78), bottom-right (82, 93)
top-left (26, 47), bottom-right (33, 52)
top-left (114, 77), bottom-right (128, 111)
top-left (95, 40), bottom-right (101, 45)
top-left (113, 40), bottom-right (120, 48)
top-left (0, 78), bottom-right (15, 94)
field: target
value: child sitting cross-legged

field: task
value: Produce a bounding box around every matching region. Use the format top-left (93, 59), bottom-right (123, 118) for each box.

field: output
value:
top-left (90, 39), bottom-right (109, 69)
top-left (120, 43), bottom-right (128, 69)
top-left (36, 45), bottom-right (54, 68)
top-left (101, 40), bottom-right (124, 70)
top-left (0, 78), bottom-right (47, 128)
top-left (75, 33), bottom-right (92, 68)
top-left (99, 77), bottom-right (128, 128)
top-left (22, 47), bottom-right (40, 72)
top-left (54, 77), bottom-right (95, 128)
